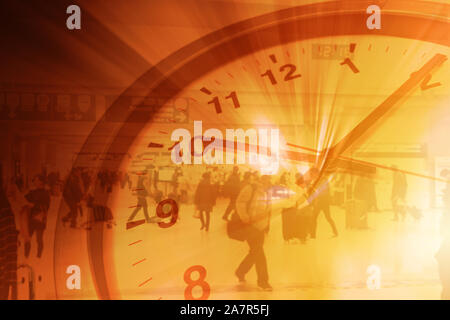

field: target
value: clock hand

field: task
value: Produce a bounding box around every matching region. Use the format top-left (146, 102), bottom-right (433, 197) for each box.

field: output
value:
top-left (309, 53), bottom-right (447, 194)
top-left (326, 53), bottom-right (447, 165)
top-left (287, 143), bottom-right (450, 184)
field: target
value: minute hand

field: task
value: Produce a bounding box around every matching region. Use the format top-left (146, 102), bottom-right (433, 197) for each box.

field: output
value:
top-left (322, 53), bottom-right (447, 167)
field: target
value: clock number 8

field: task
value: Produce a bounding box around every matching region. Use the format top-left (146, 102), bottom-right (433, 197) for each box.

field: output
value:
top-left (184, 265), bottom-right (210, 300)
top-left (156, 199), bottom-right (178, 228)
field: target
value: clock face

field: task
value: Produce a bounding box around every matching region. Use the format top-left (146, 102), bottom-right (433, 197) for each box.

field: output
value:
top-left (52, 1), bottom-right (450, 299)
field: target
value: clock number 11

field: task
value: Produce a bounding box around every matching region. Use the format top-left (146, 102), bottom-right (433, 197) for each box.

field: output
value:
top-left (201, 87), bottom-right (240, 114)
top-left (208, 91), bottom-right (240, 114)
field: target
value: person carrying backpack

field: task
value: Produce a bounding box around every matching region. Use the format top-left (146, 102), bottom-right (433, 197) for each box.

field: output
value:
top-left (234, 173), bottom-right (273, 291)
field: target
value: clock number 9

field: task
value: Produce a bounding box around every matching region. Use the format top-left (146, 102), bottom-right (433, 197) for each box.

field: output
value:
top-left (184, 265), bottom-right (211, 300)
top-left (156, 199), bottom-right (179, 228)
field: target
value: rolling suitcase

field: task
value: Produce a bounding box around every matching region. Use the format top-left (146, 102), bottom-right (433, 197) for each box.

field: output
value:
top-left (282, 206), bottom-right (312, 241)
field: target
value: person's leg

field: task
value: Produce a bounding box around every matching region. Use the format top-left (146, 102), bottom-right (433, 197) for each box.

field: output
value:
top-left (199, 210), bottom-right (205, 230)
top-left (78, 204), bottom-right (83, 218)
top-left (62, 208), bottom-right (70, 223)
top-left (128, 207), bottom-right (141, 222)
top-left (310, 205), bottom-right (320, 239)
top-left (36, 226), bottom-right (45, 258)
top-left (236, 235), bottom-right (256, 280)
top-left (24, 240), bottom-right (31, 258)
top-left (128, 197), bottom-right (143, 222)
top-left (25, 222), bottom-right (35, 258)
top-left (62, 199), bottom-right (72, 223)
top-left (392, 197), bottom-right (399, 221)
top-left (69, 203), bottom-right (78, 227)
top-left (205, 210), bottom-right (210, 231)
top-left (370, 193), bottom-right (379, 212)
top-left (141, 198), bottom-right (150, 222)
top-left (252, 230), bottom-right (269, 286)
top-left (400, 197), bottom-right (407, 221)
top-left (230, 200), bottom-right (236, 213)
top-left (323, 205), bottom-right (338, 236)
top-left (20, 206), bottom-right (30, 243)
top-left (223, 199), bottom-right (234, 220)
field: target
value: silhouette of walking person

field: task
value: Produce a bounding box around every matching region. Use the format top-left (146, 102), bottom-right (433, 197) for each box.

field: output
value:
top-left (128, 174), bottom-right (151, 223)
top-left (308, 167), bottom-right (338, 238)
top-left (24, 175), bottom-right (50, 258)
top-left (194, 172), bottom-right (215, 231)
top-left (235, 173), bottom-right (273, 291)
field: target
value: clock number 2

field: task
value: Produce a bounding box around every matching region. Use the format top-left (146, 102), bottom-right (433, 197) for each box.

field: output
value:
top-left (184, 265), bottom-right (211, 300)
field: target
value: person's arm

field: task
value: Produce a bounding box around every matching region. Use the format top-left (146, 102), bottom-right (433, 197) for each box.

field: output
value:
top-left (270, 184), bottom-right (308, 212)
top-left (194, 184), bottom-right (201, 207)
top-left (296, 193), bottom-right (310, 210)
